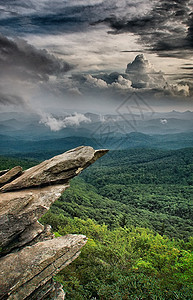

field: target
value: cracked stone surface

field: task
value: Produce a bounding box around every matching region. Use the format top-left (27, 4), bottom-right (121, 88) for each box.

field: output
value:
top-left (0, 166), bottom-right (23, 187)
top-left (0, 235), bottom-right (87, 300)
top-left (0, 184), bottom-right (69, 252)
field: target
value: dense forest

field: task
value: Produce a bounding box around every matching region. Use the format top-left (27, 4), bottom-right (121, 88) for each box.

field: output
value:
top-left (1, 147), bottom-right (193, 299)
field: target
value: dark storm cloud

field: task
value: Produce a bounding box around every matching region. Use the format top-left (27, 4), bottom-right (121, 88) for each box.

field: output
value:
top-left (0, 0), bottom-right (150, 35)
top-left (0, 12), bottom-right (89, 35)
top-left (0, 2), bottom-right (106, 34)
top-left (0, 0), bottom-right (192, 59)
top-left (96, 0), bottom-right (193, 58)
top-left (121, 50), bottom-right (146, 53)
top-left (0, 34), bottom-right (73, 81)
top-left (0, 92), bottom-right (24, 106)
top-left (0, 33), bottom-right (73, 107)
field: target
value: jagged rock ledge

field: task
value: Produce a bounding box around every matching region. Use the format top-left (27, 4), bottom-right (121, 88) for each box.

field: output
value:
top-left (0, 146), bottom-right (108, 300)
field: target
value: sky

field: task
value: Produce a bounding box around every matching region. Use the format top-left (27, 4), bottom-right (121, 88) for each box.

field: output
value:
top-left (0, 0), bottom-right (193, 115)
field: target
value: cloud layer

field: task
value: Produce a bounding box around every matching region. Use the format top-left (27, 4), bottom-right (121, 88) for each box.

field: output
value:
top-left (97, 0), bottom-right (193, 58)
top-left (0, 34), bottom-right (73, 82)
top-left (0, 1), bottom-right (192, 113)
top-left (0, 1), bottom-right (152, 34)
top-left (71, 55), bottom-right (190, 100)
top-left (125, 54), bottom-right (166, 89)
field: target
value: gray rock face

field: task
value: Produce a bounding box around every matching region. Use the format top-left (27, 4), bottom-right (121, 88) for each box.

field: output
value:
top-left (0, 184), bottom-right (69, 252)
top-left (0, 235), bottom-right (87, 300)
top-left (0, 146), bottom-right (108, 299)
top-left (1, 146), bottom-right (107, 192)
top-left (0, 166), bottom-right (23, 187)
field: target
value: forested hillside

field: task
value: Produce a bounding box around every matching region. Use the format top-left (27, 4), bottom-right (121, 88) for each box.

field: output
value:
top-left (0, 156), bottom-right (39, 170)
top-left (1, 131), bottom-right (193, 158)
top-left (1, 147), bottom-right (193, 299)
top-left (41, 148), bottom-right (193, 240)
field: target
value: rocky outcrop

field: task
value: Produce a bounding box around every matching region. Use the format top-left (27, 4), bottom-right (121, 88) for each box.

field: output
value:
top-left (0, 147), bottom-right (106, 192)
top-left (0, 146), bottom-right (108, 300)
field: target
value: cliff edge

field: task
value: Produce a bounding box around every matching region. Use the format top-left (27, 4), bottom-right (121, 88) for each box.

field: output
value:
top-left (0, 146), bottom-right (108, 300)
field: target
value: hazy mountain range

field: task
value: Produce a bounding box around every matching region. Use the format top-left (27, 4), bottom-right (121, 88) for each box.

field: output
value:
top-left (1, 110), bottom-right (193, 138)
top-left (0, 110), bottom-right (193, 158)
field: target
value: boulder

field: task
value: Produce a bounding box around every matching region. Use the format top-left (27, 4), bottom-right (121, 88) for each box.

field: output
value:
top-left (1, 146), bottom-right (108, 192)
top-left (0, 166), bottom-right (23, 187)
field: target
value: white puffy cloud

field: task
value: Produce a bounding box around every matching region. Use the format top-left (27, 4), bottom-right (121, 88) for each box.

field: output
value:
top-left (63, 113), bottom-right (91, 127)
top-left (111, 75), bottom-right (132, 89)
top-left (125, 54), bottom-right (166, 89)
top-left (84, 74), bottom-right (108, 89)
top-left (70, 54), bottom-right (190, 101)
top-left (160, 119), bottom-right (168, 124)
top-left (170, 84), bottom-right (190, 97)
top-left (39, 112), bottom-right (91, 131)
